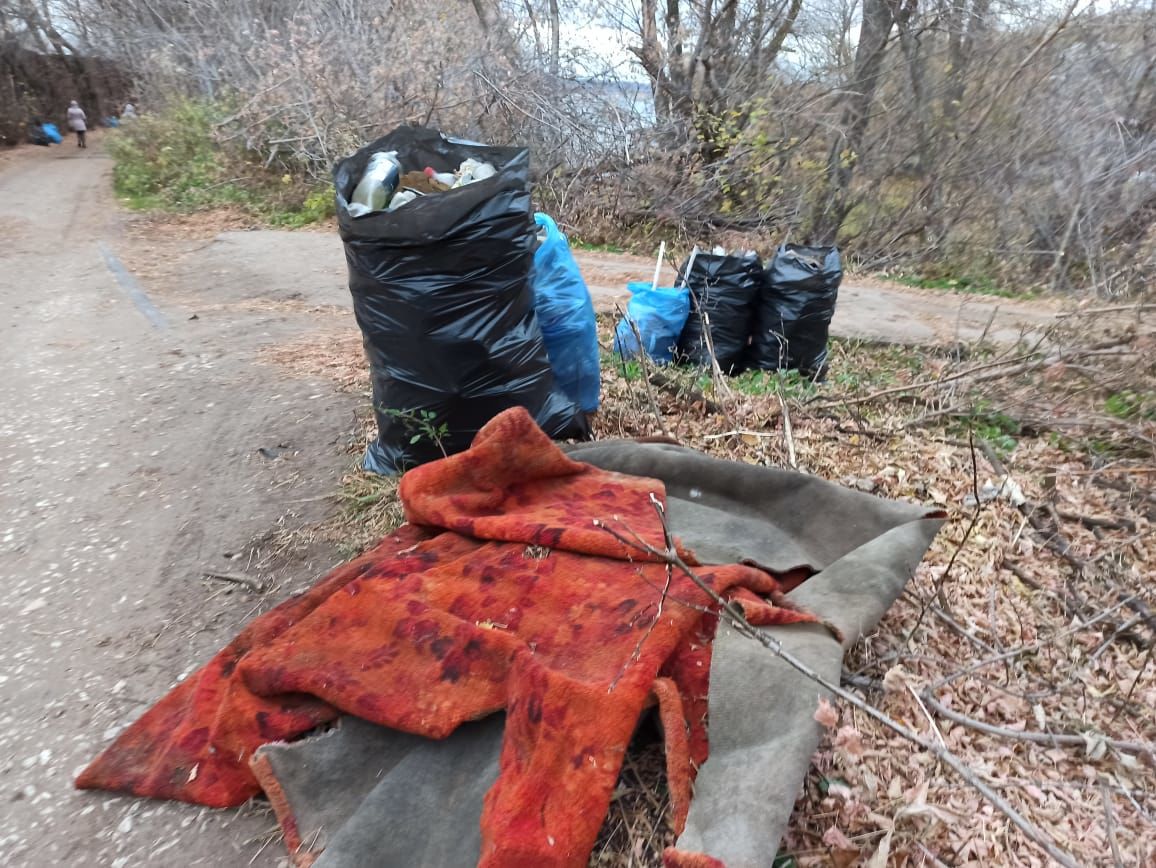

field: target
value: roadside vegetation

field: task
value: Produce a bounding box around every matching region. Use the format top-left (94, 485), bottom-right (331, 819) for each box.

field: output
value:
top-left (106, 100), bottom-right (334, 226)
top-left (20, 0), bottom-right (1144, 297)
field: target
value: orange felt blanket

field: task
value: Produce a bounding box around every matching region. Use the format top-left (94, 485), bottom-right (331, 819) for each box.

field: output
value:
top-left (77, 408), bottom-right (816, 866)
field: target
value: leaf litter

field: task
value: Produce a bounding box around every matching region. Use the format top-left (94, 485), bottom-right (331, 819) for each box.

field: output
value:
top-left (260, 305), bottom-right (1155, 866)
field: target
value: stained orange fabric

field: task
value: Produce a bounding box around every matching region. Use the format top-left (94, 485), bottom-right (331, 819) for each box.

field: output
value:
top-left (77, 408), bottom-right (817, 866)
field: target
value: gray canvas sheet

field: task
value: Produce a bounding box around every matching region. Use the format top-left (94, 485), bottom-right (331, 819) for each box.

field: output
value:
top-left (252, 441), bottom-right (942, 866)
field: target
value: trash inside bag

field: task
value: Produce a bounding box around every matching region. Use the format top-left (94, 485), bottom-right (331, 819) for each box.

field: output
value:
top-left (614, 282), bottom-right (691, 365)
top-left (334, 126), bottom-right (588, 474)
top-left (530, 213), bottom-right (601, 412)
top-left (41, 123), bottom-right (62, 144)
top-left (747, 244), bottom-right (842, 378)
top-left (454, 158), bottom-right (497, 187)
top-left (344, 147), bottom-right (498, 217)
top-left (675, 251), bottom-right (762, 374)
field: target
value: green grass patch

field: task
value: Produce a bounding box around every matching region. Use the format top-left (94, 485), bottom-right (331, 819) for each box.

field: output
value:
top-left (894, 272), bottom-right (1031, 300)
top-left (265, 185), bottom-right (337, 227)
top-left (572, 239), bottom-right (626, 254)
top-left (951, 401), bottom-right (1022, 456)
top-left (729, 369), bottom-right (819, 400)
top-left (1105, 389), bottom-right (1156, 421)
top-left (824, 337), bottom-right (926, 391)
top-left (106, 99), bottom-right (333, 227)
top-left (108, 100), bottom-right (238, 209)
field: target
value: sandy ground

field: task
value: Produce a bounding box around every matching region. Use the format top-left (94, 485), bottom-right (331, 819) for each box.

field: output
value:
top-left (0, 142), bottom-right (1063, 867)
top-left (0, 144), bottom-right (351, 866)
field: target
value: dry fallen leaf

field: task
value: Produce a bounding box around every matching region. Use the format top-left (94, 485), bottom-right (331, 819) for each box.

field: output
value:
top-left (835, 725), bottom-right (866, 758)
top-left (898, 780), bottom-right (960, 826)
top-left (814, 697), bottom-right (839, 730)
top-left (882, 665), bottom-right (908, 694)
top-left (822, 825), bottom-right (854, 850)
top-left (305, 318), bottom-right (1156, 868)
top-left (866, 827), bottom-right (893, 868)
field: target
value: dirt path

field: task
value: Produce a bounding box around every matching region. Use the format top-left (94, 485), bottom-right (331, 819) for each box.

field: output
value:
top-left (0, 144), bottom-right (354, 865)
top-left (573, 250), bottom-right (1059, 345)
top-left (121, 228), bottom-right (1059, 351)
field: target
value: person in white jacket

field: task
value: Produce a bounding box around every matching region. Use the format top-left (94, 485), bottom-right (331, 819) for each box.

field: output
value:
top-left (66, 101), bottom-right (87, 149)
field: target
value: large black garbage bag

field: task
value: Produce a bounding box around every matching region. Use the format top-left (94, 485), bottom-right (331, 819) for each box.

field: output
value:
top-left (674, 252), bottom-right (762, 374)
top-left (748, 244), bottom-right (842, 378)
top-left (334, 126), bottom-right (587, 474)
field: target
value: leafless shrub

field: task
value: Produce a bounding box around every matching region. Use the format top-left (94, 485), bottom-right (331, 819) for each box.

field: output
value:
top-left (10, 0), bottom-right (1155, 295)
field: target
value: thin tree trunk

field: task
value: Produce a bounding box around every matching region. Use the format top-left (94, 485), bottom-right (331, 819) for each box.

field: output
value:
top-left (547, 0), bottom-right (560, 75)
top-left (811, 0), bottom-right (898, 243)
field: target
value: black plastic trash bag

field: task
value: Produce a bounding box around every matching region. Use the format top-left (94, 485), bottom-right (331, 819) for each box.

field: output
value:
top-left (748, 244), bottom-right (842, 378)
top-left (334, 126), bottom-right (587, 474)
top-left (675, 252), bottom-right (762, 374)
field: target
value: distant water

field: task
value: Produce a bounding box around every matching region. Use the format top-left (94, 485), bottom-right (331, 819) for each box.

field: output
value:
top-left (579, 78), bottom-right (656, 125)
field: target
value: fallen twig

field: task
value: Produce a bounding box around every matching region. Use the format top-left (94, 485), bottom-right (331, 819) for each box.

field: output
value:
top-left (908, 432), bottom-right (982, 637)
top-left (1065, 466), bottom-right (1156, 476)
top-left (697, 309), bottom-right (735, 405)
top-left (1055, 303), bottom-right (1156, 318)
top-left (680, 247), bottom-right (736, 416)
top-left (1102, 780), bottom-right (1126, 868)
top-left (1055, 509), bottom-right (1137, 533)
top-left (927, 602), bottom-right (997, 652)
top-left (617, 305), bottom-right (670, 438)
top-left (906, 680), bottom-right (946, 747)
top-left (701, 429), bottom-right (777, 441)
top-left (776, 384), bottom-right (798, 469)
top-left (918, 690), bottom-right (1154, 759)
top-left (203, 570), bottom-right (267, 593)
top-left (812, 351), bottom-right (1039, 409)
top-left (608, 499), bottom-right (677, 694)
top-left (648, 370), bottom-right (724, 415)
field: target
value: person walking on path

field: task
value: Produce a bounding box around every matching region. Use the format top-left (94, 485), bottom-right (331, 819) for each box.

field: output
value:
top-left (66, 100), bottom-right (87, 149)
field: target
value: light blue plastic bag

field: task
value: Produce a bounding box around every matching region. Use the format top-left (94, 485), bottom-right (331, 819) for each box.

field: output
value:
top-left (614, 282), bottom-right (691, 364)
top-left (529, 213), bottom-right (601, 412)
top-left (41, 123), bottom-right (62, 144)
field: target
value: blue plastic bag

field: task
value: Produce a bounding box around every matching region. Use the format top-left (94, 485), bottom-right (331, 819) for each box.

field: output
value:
top-left (41, 123), bottom-right (62, 144)
top-left (614, 282), bottom-right (690, 364)
top-left (529, 213), bottom-right (601, 412)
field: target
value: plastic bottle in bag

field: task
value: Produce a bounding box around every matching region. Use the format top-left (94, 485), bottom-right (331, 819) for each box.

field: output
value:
top-left (348, 151), bottom-right (401, 217)
top-left (424, 167), bottom-right (457, 187)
